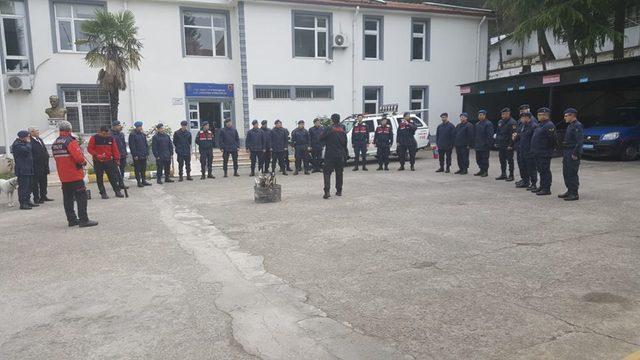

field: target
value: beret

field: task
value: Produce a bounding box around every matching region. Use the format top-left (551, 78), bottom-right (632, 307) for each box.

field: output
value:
top-left (180, 120), bottom-right (188, 126)
top-left (17, 130), bottom-right (29, 138)
top-left (156, 123), bottom-right (164, 129)
top-left (201, 121), bottom-right (209, 126)
top-left (134, 121), bottom-right (143, 127)
top-left (252, 120), bottom-right (259, 125)
top-left (478, 109), bottom-right (487, 115)
top-left (564, 108), bottom-right (578, 115)
top-left (112, 120), bottom-right (121, 126)
top-left (440, 112), bottom-right (448, 117)
top-left (501, 107), bottom-right (511, 113)
top-left (460, 112), bottom-right (469, 118)
top-left (537, 107), bottom-right (551, 114)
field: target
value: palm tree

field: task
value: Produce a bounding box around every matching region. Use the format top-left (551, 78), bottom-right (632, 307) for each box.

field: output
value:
top-left (78, 9), bottom-right (143, 122)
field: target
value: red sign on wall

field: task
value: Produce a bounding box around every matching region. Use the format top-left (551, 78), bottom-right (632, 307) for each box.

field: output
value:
top-left (542, 74), bottom-right (561, 84)
top-left (459, 86), bottom-right (471, 94)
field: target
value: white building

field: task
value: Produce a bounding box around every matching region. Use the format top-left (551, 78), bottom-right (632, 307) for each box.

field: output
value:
top-left (0, 0), bottom-right (490, 151)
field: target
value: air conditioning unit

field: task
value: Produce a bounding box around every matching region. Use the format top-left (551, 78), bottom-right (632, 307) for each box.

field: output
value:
top-left (333, 33), bottom-right (348, 48)
top-left (6, 74), bottom-right (33, 91)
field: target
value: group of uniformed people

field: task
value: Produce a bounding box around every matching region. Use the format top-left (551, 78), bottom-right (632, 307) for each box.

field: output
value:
top-left (435, 105), bottom-right (584, 201)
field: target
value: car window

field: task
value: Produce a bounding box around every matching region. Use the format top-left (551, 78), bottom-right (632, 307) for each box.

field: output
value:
top-left (411, 117), bottom-right (425, 127)
top-left (364, 120), bottom-right (375, 132)
top-left (343, 120), bottom-right (355, 133)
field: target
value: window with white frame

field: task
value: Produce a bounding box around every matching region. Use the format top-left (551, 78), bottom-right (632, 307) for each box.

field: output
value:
top-left (293, 12), bottom-right (329, 58)
top-left (364, 16), bottom-right (382, 60)
top-left (363, 87), bottom-right (382, 114)
top-left (294, 86), bottom-right (332, 100)
top-left (254, 85), bottom-right (333, 100)
top-left (255, 87), bottom-right (291, 100)
top-left (54, 2), bottom-right (101, 52)
top-left (62, 87), bottom-right (112, 134)
top-left (183, 10), bottom-right (228, 57)
top-left (0, 0), bottom-right (30, 73)
top-left (411, 19), bottom-right (430, 61)
top-left (410, 86), bottom-right (429, 123)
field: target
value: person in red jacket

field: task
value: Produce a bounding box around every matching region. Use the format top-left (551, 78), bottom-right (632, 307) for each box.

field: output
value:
top-left (52, 121), bottom-right (98, 227)
top-left (88, 125), bottom-right (124, 199)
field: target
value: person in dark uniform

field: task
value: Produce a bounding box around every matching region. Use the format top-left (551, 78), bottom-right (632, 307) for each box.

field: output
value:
top-left (559, 108), bottom-right (584, 201)
top-left (351, 114), bottom-right (370, 171)
top-left (495, 108), bottom-right (518, 181)
top-left (515, 104), bottom-right (538, 187)
top-left (11, 130), bottom-right (36, 210)
top-left (195, 121), bottom-right (215, 179)
top-left (530, 107), bottom-right (556, 195)
top-left (473, 110), bottom-right (493, 177)
top-left (270, 120), bottom-right (288, 175)
top-left (454, 113), bottom-right (474, 174)
top-left (173, 120), bottom-right (193, 182)
top-left (246, 120), bottom-right (265, 177)
top-left (514, 112), bottom-right (538, 190)
top-left (291, 120), bottom-right (311, 175)
top-left (320, 113), bottom-right (348, 199)
top-left (397, 112), bottom-right (418, 171)
top-left (219, 119), bottom-right (240, 177)
top-left (151, 123), bottom-right (174, 184)
top-left (309, 118), bottom-right (324, 173)
top-left (129, 121), bottom-right (152, 187)
top-left (283, 123), bottom-right (293, 172)
top-left (88, 125), bottom-right (124, 199)
top-left (111, 121), bottom-right (129, 190)
top-left (435, 113), bottom-right (455, 173)
top-left (260, 120), bottom-right (272, 173)
top-left (373, 115), bottom-right (393, 171)
top-left (29, 127), bottom-right (53, 203)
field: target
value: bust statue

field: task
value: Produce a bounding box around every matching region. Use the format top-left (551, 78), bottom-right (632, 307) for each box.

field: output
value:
top-left (45, 95), bottom-right (67, 124)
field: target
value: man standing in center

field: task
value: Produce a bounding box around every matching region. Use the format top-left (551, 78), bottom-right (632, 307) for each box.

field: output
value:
top-left (173, 120), bottom-right (193, 182)
top-left (88, 125), bottom-right (124, 199)
top-left (260, 120), bottom-right (272, 174)
top-left (396, 112), bottom-right (418, 171)
top-left (291, 120), bottom-right (311, 175)
top-left (373, 114), bottom-right (393, 171)
top-left (29, 126), bottom-right (53, 203)
top-left (454, 113), bottom-right (474, 175)
top-left (246, 120), bottom-right (264, 177)
top-left (270, 120), bottom-right (288, 175)
top-left (495, 108), bottom-right (518, 181)
top-left (351, 114), bottom-right (370, 171)
top-left (129, 121), bottom-right (152, 187)
top-left (530, 107), bottom-right (556, 196)
top-left (151, 123), bottom-right (174, 184)
top-left (473, 110), bottom-right (493, 177)
top-left (435, 112), bottom-right (455, 173)
top-left (195, 121), bottom-right (215, 180)
top-left (309, 118), bottom-right (324, 173)
top-left (320, 113), bottom-right (348, 199)
top-left (220, 119), bottom-right (240, 177)
top-left (111, 121), bottom-right (129, 190)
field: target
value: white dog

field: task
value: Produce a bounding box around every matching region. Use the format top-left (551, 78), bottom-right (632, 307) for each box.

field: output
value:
top-left (0, 177), bottom-right (19, 207)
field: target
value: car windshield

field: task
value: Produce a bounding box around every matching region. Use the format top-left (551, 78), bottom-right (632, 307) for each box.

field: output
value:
top-left (592, 108), bottom-right (640, 126)
top-left (342, 120), bottom-right (355, 133)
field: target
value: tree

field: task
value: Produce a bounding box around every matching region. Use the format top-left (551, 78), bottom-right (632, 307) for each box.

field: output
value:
top-left (78, 10), bottom-right (143, 122)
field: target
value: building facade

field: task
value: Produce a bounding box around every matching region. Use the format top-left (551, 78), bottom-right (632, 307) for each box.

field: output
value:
top-left (0, 0), bottom-right (490, 150)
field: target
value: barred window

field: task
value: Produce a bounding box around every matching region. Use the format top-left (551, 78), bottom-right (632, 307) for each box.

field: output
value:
top-left (295, 87), bottom-right (332, 99)
top-left (62, 87), bottom-right (112, 134)
top-left (254, 86), bottom-right (332, 100)
top-left (255, 87), bottom-right (291, 99)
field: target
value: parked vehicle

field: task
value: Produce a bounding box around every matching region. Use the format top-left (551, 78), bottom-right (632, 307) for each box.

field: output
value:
top-left (582, 107), bottom-right (640, 161)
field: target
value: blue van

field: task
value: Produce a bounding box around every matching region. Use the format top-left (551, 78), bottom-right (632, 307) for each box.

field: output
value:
top-left (582, 107), bottom-right (640, 161)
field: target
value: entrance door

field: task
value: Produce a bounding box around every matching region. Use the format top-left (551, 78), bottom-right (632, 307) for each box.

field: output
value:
top-left (199, 102), bottom-right (222, 130)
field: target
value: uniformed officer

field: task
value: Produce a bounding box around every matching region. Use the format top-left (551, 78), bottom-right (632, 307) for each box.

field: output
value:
top-left (219, 119), bottom-right (240, 177)
top-left (129, 121), bottom-right (152, 187)
top-left (435, 112), bottom-right (455, 173)
top-left (260, 120), bottom-right (272, 173)
top-left (173, 120), bottom-right (193, 182)
top-left (397, 112), bottom-right (418, 171)
top-left (283, 123), bottom-right (293, 172)
top-left (351, 114), bottom-right (370, 171)
top-left (11, 130), bottom-right (35, 209)
top-left (320, 113), bottom-right (348, 199)
top-left (495, 108), bottom-right (517, 181)
top-left (246, 120), bottom-right (265, 177)
top-left (270, 120), bottom-right (288, 175)
top-left (473, 109), bottom-right (493, 177)
top-left (111, 121), bottom-right (129, 189)
top-left (514, 112), bottom-right (538, 189)
top-left (195, 121), bottom-right (215, 180)
top-left (454, 112), bottom-right (474, 175)
top-left (373, 114), bottom-right (393, 171)
top-left (291, 120), bottom-right (311, 175)
top-left (515, 104), bottom-right (538, 187)
top-left (559, 108), bottom-right (584, 201)
top-left (309, 118), bottom-right (325, 173)
top-left (530, 107), bottom-right (556, 195)
top-left (151, 123), bottom-right (174, 184)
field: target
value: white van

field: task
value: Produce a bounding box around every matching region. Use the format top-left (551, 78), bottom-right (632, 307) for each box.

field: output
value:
top-left (342, 113), bottom-right (430, 158)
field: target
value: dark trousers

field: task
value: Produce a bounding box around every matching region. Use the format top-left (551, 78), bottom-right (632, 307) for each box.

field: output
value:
top-left (498, 148), bottom-right (515, 175)
top-left (223, 150), bottom-right (238, 173)
top-left (398, 144), bottom-right (417, 166)
top-left (272, 151), bottom-right (286, 172)
top-left (455, 146), bottom-right (470, 171)
top-left (535, 156), bottom-right (552, 191)
top-left (475, 150), bottom-right (490, 173)
top-left (62, 180), bottom-right (88, 223)
top-left (323, 157), bottom-right (344, 193)
top-left (17, 175), bottom-right (31, 206)
top-left (353, 145), bottom-right (367, 168)
top-left (94, 160), bottom-right (119, 195)
top-left (200, 150), bottom-right (213, 175)
top-left (516, 150), bottom-right (527, 180)
top-left (249, 150), bottom-right (263, 172)
top-left (133, 158), bottom-right (148, 183)
top-left (156, 160), bottom-right (171, 181)
top-left (262, 150), bottom-right (272, 173)
top-left (117, 157), bottom-right (127, 187)
top-left (524, 156), bottom-right (537, 185)
top-left (32, 173), bottom-right (48, 202)
top-left (563, 151), bottom-right (580, 194)
top-left (285, 149), bottom-right (292, 170)
top-left (311, 147), bottom-right (323, 171)
top-left (177, 154), bottom-right (191, 177)
top-left (377, 146), bottom-right (390, 167)
top-left (438, 148), bottom-right (453, 169)
top-left (294, 147), bottom-right (310, 171)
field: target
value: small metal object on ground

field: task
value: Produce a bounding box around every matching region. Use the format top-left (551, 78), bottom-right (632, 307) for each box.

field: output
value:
top-left (254, 173), bottom-right (281, 203)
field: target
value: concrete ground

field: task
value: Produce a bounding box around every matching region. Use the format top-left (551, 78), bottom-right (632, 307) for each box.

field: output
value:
top-left (1, 150), bottom-right (639, 360)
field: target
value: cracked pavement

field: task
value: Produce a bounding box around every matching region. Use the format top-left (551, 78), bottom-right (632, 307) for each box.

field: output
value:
top-left (1, 150), bottom-right (639, 359)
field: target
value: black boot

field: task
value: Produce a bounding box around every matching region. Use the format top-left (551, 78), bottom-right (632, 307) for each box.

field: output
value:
top-left (208, 173), bottom-right (215, 179)
top-left (480, 172), bottom-right (488, 178)
top-left (323, 191), bottom-right (330, 199)
top-left (137, 181), bottom-right (144, 188)
top-left (352, 167), bottom-right (359, 171)
top-left (527, 183), bottom-right (537, 191)
top-left (436, 168), bottom-right (444, 173)
top-left (384, 165), bottom-right (389, 171)
top-left (233, 171), bottom-right (240, 177)
top-left (304, 170), bottom-right (310, 175)
top-left (495, 174), bottom-right (507, 180)
top-left (250, 171), bottom-right (255, 177)
top-left (377, 165), bottom-right (383, 171)
top-left (362, 165), bottom-right (368, 171)
top-left (186, 175), bottom-right (193, 181)
top-left (516, 181), bottom-right (530, 188)
top-left (179, 175), bottom-right (184, 182)
top-left (201, 174), bottom-right (206, 180)
top-left (165, 177), bottom-right (175, 183)
top-left (474, 171), bottom-right (482, 176)
top-left (398, 165), bottom-right (405, 171)
top-left (558, 191), bottom-right (570, 198)
top-left (20, 204), bottom-right (32, 210)
top-left (79, 220), bottom-right (99, 228)
top-left (410, 165), bottom-right (415, 171)
top-left (564, 193), bottom-right (579, 201)
top-left (336, 190), bottom-right (342, 196)
top-left (115, 190), bottom-right (124, 198)
top-left (505, 173), bottom-right (515, 182)
top-left (224, 172), bottom-right (228, 178)
top-left (293, 170), bottom-right (299, 175)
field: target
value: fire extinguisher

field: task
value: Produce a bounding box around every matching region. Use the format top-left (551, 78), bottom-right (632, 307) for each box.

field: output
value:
top-left (432, 145), bottom-right (439, 159)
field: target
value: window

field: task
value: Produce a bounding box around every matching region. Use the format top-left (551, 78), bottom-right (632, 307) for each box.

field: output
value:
top-left (363, 87), bottom-right (382, 114)
top-left (182, 9), bottom-right (229, 57)
top-left (363, 16), bottom-right (382, 60)
top-left (54, 2), bottom-right (101, 52)
top-left (506, 49), bottom-right (512, 56)
top-left (254, 86), bottom-right (333, 100)
top-left (295, 86), bottom-right (332, 99)
top-left (293, 12), bottom-right (330, 58)
top-left (363, 119), bottom-right (375, 133)
top-left (62, 86), bottom-right (112, 134)
top-left (255, 87), bottom-right (291, 99)
top-left (411, 19), bottom-right (430, 61)
top-left (410, 86), bottom-right (429, 124)
top-left (0, 0), bottom-right (30, 73)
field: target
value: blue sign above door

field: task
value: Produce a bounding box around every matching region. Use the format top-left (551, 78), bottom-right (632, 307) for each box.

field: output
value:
top-left (185, 83), bottom-right (234, 98)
